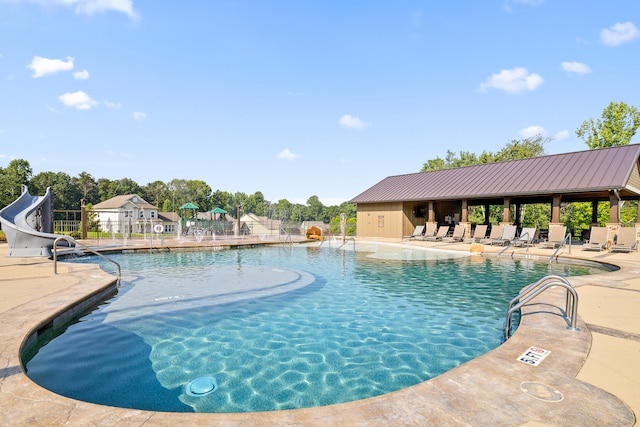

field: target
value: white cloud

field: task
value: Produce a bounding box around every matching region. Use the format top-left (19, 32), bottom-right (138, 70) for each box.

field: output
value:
top-left (21, 0), bottom-right (138, 19)
top-left (339, 114), bottom-right (367, 129)
top-left (28, 56), bottom-right (74, 78)
top-left (73, 69), bottom-right (89, 80)
top-left (132, 111), bottom-right (146, 120)
top-left (277, 148), bottom-right (298, 160)
top-left (561, 61), bottom-right (592, 75)
top-left (104, 101), bottom-right (121, 108)
top-left (518, 125), bottom-right (547, 138)
top-left (479, 67), bottom-right (543, 94)
top-left (555, 130), bottom-right (570, 141)
top-left (600, 22), bottom-right (640, 46)
top-left (58, 90), bottom-right (97, 110)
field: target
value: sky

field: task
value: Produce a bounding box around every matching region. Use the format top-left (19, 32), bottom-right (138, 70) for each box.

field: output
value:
top-left (1, 0), bottom-right (639, 206)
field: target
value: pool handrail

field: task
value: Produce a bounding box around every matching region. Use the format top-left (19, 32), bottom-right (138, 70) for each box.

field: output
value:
top-left (549, 232), bottom-right (573, 266)
top-left (53, 236), bottom-right (121, 284)
top-left (503, 274), bottom-right (579, 340)
top-left (497, 230), bottom-right (534, 258)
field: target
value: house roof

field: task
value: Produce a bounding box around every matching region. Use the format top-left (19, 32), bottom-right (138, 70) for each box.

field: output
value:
top-left (349, 144), bottom-right (640, 204)
top-left (93, 194), bottom-right (157, 210)
top-left (158, 212), bottom-right (180, 222)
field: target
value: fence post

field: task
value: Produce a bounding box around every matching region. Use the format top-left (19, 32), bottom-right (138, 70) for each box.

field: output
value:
top-left (81, 199), bottom-right (87, 239)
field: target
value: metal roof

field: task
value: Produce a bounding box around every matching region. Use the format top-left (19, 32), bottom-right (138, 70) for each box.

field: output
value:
top-left (349, 144), bottom-right (640, 204)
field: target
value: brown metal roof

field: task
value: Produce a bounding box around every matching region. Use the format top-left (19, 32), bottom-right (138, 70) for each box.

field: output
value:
top-left (349, 144), bottom-right (640, 204)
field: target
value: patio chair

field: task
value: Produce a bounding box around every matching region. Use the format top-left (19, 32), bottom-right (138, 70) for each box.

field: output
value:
top-left (403, 225), bottom-right (425, 240)
top-left (464, 224), bottom-right (488, 243)
top-left (512, 227), bottom-right (537, 247)
top-left (443, 224), bottom-right (466, 243)
top-left (480, 225), bottom-right (502, 245)
top-left (490, 225), bottom-right (517, 246)
top-left (610, 227), bottom-right (639, 253)
top-left (539, 225), bottom-right (567, 249)
top-left (424, 225), bottom-right (450, 242)
top-left (582, 226), bottom-right (609, 251)
top-left (422, 223), bottom-right (438, 240)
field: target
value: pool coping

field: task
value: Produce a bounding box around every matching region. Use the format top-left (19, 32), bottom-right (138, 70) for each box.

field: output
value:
top-left (0, 239), bottom-right (637, 426)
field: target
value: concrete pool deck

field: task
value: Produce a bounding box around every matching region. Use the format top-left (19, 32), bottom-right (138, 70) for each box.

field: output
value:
top-left (0, 238), bottom-right (638, 426)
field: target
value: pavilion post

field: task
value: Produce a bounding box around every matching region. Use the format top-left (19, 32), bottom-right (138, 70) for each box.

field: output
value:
top-left (501, 198), bottom-right (511, 225)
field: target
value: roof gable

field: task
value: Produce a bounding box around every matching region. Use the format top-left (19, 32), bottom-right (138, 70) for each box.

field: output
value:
top-left (93, 194), bottom-right (157, 210)
top-left (350, 145), bottom-right (640, 203)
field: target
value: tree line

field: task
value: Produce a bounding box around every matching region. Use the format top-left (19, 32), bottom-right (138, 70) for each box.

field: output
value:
top-left (0, 162), bottom-right (356, 225)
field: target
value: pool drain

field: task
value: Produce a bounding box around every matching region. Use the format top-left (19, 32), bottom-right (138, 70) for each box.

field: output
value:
top-left (186, 376), bottom-right (218, 397)
top-left (520, 381), bottom-right (563, 402)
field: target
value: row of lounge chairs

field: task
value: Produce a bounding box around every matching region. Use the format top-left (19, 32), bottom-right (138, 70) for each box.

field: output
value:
top-left (404, 224), bottom-right (639, 253)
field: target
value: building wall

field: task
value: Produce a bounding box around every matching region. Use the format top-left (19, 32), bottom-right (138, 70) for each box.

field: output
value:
top-left (356, 202), bottom-right (408, 238)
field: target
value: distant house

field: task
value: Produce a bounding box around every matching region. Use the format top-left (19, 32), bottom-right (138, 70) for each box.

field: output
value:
top-left (240, 213), bottom-right (281, 236)
top-left (158, 212), bottom-right (180, 234)
top-left (93, 194), bottom-right (160, 234)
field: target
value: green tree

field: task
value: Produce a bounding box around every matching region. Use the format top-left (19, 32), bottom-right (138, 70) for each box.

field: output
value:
top-left (31, 171), bottom-right (80, 210)
top-left (143, 180), bottom-right (168, 207)
top-left (0, 159), bottom-right (32, 207)
top-left (494, 135), bottom-right (549, 161)
top-left (576, 101), bottom-right (640, 149)
top-left (72, 172), bottom-right (98, 204)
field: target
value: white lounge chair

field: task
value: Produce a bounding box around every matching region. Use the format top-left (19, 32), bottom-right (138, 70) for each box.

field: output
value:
top-left (424, 225), bottom-right (449, 242)
top-left (403, 225), bottom-right (425, 240)
top-left (490, 225), bottom-right (517, 246)
top-left (480, 225), bottom-right (502, 245)
top-left (540, 225), bottom-right (567, 249)
top-left (421, 223), bottom-right (438, 240)
top-left (443, 224), bottom-right (466, 243)
top-left (513, 227), bottom-right (537, 247)
top-left (610, 227), bottom-right (638, 253)
top-left (464, 224), bottom-right (488, 243)
top-left (583, 226), bottom-right (609, 251)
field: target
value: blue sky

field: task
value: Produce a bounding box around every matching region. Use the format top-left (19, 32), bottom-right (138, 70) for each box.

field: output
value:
top-left (1, 0), bottom-right (639, 206)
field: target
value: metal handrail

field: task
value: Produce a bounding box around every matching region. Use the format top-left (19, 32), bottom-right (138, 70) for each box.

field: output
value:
top-left (503, 274), bottom-right (579, 340)
top-left (549, 232), bottom-right (573, 266)
top-left (497, 231), bottom-right (534, 258)
top-left (336, 237), bottom-right (356, 250)
top-left (53, 236), bottom-right (121, 283)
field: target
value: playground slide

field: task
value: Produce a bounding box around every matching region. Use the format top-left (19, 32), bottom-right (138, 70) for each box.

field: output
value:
top-left (0, 185), bottom-right (72, 257)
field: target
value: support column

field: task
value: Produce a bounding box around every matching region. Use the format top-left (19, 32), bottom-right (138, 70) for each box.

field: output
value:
top-left (609, 190), bottom-right (620, 224)
top-left (484, 203), bottom-right (490, 224)
top-left (80, 199), bottom-right (87, 240)
top-left (514, 202), bottom-right (522, 226)
top-left (501, 198), bottom-right (511, 225)
top-left (428, 201), bottom-right (435, 223)
top-left (551, 195), bottom-right (562, 225)
top-left (591, 201), bottom-right (599, 225)
top-left (460, 199), bottom-right (470, 237)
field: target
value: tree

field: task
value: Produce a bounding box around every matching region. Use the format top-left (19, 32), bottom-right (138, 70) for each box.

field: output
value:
top-left (0, 159), bottom-right (32, 208)
top-left (494, 135), bottom-right (549, 161)
top-left (143, 180), bottom-right (168, 207)
top-left (576, 101), bottom-right (640, 149)
top-left (73, 172), bottom-right (98, 204)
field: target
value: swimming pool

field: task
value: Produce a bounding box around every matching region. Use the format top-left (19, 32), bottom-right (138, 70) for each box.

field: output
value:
top-left (22, 243), bottom-right (606, 413)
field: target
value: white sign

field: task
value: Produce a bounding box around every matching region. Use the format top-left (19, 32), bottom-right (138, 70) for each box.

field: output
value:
top-left (517, 346), bottom-right (551, 366)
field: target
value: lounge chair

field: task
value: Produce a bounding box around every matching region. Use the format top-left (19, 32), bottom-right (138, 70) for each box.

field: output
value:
top-left (424, 225), bottom-right (449, 242)
top-left (489, 225), bottom-right (517, 245)
top-left (480, 225), bottom-right (502, 245)
top-left (403, 225), bottom-right (425, 240)
top-left (443, 224), bottom-right (466, 243)
top-left (464, 224), bottom-right (488, 243)
top-left (422, 223), bottom-right (438, 240)
top-left (610, 227), bottom-right (639, 253)
top-left (539, 225), bottom-right (567, 249)
top-left (512, 227), bottom-right (537, 247)
top-left (583, 226), bottom-right (609, 251)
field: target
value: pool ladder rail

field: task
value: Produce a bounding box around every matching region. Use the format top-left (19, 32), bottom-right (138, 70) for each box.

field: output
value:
top-left (549, 233), bottom-right (573, 267)
top-left (53, 236), bottom-right (122, 284)
top-left (503, 274), bottom-right (579, 341)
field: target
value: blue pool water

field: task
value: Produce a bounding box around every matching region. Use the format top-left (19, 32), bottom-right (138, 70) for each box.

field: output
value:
top-left (23, 244), bottom-right (606, 413)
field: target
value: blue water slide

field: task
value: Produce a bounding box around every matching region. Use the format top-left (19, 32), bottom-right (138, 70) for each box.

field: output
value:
top-left (0, 185), bottom-right (73, 257)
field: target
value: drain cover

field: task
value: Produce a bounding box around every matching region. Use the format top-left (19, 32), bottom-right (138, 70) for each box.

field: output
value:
top-left (520, 381), bottom-right (563, 402)
top-left (186, 376), bottom-right (218, 397)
